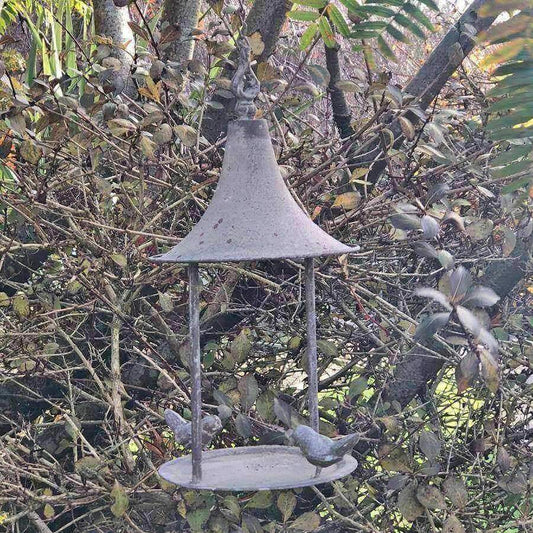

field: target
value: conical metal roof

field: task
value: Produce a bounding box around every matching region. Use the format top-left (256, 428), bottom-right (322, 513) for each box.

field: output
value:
top-left (150, 119), bottom-right (358, 264)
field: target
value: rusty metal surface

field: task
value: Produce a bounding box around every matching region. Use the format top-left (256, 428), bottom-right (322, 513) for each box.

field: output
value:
top-left (158, 445), bottom-right (358, 491)
top-left (150, 119), bottom-right (358, 264)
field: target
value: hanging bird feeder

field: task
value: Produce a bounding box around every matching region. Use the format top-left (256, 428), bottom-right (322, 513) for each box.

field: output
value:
top-left (151, 37), bottom-right (359, 491)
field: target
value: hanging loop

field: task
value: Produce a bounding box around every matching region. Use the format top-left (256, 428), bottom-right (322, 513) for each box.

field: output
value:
top-left (231, 34), bottom-right (260, 120)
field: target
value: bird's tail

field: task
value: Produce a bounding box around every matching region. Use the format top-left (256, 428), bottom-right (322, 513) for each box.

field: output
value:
top-left (332, 433), bottom-right (359, 456)
top-left (164, 408), bottom-right (186, 431)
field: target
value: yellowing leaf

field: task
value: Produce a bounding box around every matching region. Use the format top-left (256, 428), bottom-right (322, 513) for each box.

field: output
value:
top-left (332, 191), bottom-right (361, 210)
top-left (480, 38), bottom-right (528, 68)
top-left (350, 168), bottom-right (369, 182)
top-left (175, 124), bottom-right (197, 147)
top-left (248, 31), bottom-right (265, 57)
top-left (378, 444), bottom-right (412, 473)
top-left (0, 292), bottom-right (10, 307)
top-left (13, 293), bottom-right (30, 318)
top-left (399, 116), bottom-right (415, 140)
top-left (110, 253), bottom-right (127, 268)
top-left (277, 491), bottom-right (296, 523)
top-left (291, 511), bottom-right (321, 531)
top-left (318, 16), bottom-right (336, 48)
top-left (43, 503), bottom-right (55, 519)
top-left (110, 480), bottom-right (129, 517)
top-left (20, 140), bottom-right (42, 164)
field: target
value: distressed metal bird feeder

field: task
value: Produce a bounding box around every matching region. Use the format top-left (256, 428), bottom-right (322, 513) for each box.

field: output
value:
top-left (151, 38), bottom-right (359, 491)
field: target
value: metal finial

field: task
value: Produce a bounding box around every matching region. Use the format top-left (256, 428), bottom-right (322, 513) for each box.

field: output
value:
top-left (231, 36), bottom-right (260, 119)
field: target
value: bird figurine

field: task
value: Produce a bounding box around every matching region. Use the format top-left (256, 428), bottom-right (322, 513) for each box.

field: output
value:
top-left (164, 408), bottom-right (222, 449)
top-left (290, 425), bottom-right (359, 476)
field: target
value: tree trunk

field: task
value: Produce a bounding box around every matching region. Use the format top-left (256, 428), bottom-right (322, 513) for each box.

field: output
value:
top-left (347, 0), bottom-right (497, 182)
top-left (325, 44), bottom-right (355, 139)
top-left (161, 0), bottom-right (200, 64)
top-left (93, 0), bottom-right (135, 96)
top-left (201, 0), bottom-right (291, 144)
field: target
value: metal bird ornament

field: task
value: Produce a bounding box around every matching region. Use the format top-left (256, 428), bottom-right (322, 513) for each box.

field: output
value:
top-left (164, 408), bottom-right (222, 449)
top-left (291, 425), bottom-right (359, 468)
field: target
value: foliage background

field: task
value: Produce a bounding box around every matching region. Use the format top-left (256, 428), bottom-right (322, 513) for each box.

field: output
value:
top-left (0, 0), bottom-right (531, 531)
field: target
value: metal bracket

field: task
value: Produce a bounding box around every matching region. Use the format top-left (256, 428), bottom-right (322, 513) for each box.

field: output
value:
top-left (231, 35), bottom-right (260, 120)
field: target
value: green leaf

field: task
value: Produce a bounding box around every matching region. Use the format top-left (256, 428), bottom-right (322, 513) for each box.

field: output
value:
top-left (488, 91), bottom-right (532, 113)
top-left (246, 490), bottom-right (272, 509)
top-left (389, 213), bottom-right (420, 230)
top-left (235, 413), bottom-right (253, 438)
top-left (377, 35), bottom-right (396, 60)
top-left (443, 515), bottom-right (466, 533)
top-left (370, 0), bottom-right (406, 7)
top-left (419, 430), bottom-right (441, 461)
top-left (186, 508), bottom-right (211, 532)
top-left (443, 476), bottom-right (468, 508)
top-left (394, 13), bottom-right (426, 38)
top-left (398, 482), bottom-right (424, 522)
top-left (336, 80), bottom-right (360, 91)
top-left (307, 63), bottom-right (331, 86)
top-left (386, 24), bottom-right (409, 43)
top-left (501, 175), bottom-right (532, 194)
top-left (350, 28), bottom-right (380, 39)
top-left (490, 143), bottom-right (531, 166)
top-left (254, 386), bottom-right (275, 418)
top-left (300, 23), bottom-right (318, 49)
top-left (108, 119), bottom-right (137, 137)
top-left (238, 374), bottom-right (259, 411)
top-left (378, 443), bottom-right (413, 472)
top-left (277, 492), bottom-right (297, 523)
top-left (354, 20), bottom-right (389, 30)
top-left (414, 312), bottom-right (451, 341)
top-left (288, 10), bottom-right (320, 21)
top-left (416, 484), bottom-right (446, 509)
top-left (290, 0), bottom-right (328, 7)
top-left (224, 329), bottom-right (252, 369)
top-left (327, 4), bottom-right (351, 37)
top-left (403, 3), bottom-right (434, 30)
top-left (221, 495), bottom-right (241, 522)
top-left (481, 38), bottom-right (528, 67)
top-left (274, 397), bottom-right (307, 428)
top-left (438, 250), bottom-right (455, 270)
top-left (358, 5), bottom-right (396, 17)
top-left (242, 514), bottom-right (263, 533)
top-left (317, 339), bottom-right (338, 357)
top-left (465, 218), bottom-right (494, 241)
top-left (318, 16), bottom-right (337, 47)
top-left (338, 0), bottom-right (363, 14)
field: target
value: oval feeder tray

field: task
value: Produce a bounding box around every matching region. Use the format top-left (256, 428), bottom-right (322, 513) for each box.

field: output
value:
top-left (158, 445), bottom-right (358, 491)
